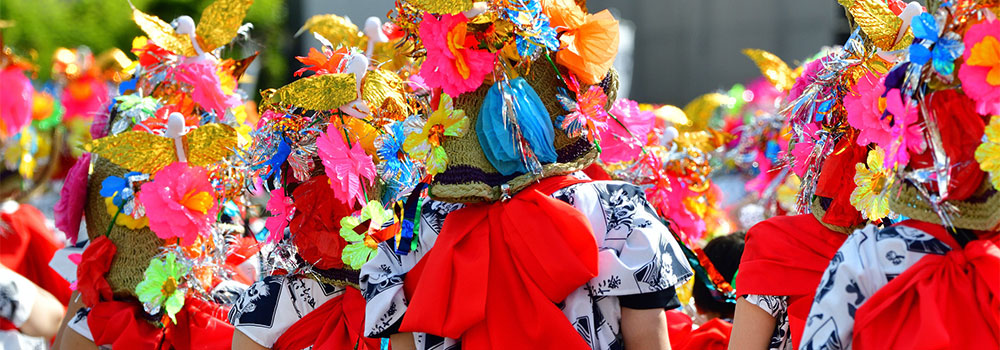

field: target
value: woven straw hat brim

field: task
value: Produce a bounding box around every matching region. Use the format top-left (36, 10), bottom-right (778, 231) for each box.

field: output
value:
top-left (429, 60), bottom-right (617, 203)
top-left (888, 179), bottom-right (1000, 231)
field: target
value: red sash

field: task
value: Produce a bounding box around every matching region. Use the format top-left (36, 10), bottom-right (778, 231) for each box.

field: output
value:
top-left (88, 297), bottom-right (234, 350)
top-left (665, 310), bottom-right (732, 350)
top-left (400, 176), bottom-right (598, 349)
top-left (273, 287), bottom-right (380, 350)
top-left (735, 214), bottom-right (848, 348)
top-left (852, 220), bottom-right (1000, 349)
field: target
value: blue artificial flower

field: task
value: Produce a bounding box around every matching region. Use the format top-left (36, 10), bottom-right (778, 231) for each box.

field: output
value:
top-left (99, 171), bottom-right (145, 213)
top-left (263, 138), bottom-right (291, 181)
top-left (908, 12), bottom-right (964, 76)
top-left (504, 0), bottom-right (560, 57)
top-left (378, 122), bottom-right (417, 201)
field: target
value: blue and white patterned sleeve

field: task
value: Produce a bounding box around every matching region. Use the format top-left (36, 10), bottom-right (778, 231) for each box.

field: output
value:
top-left (799, 225), bottom-right (880, 350)
top-left (359, 200), bottom-right (463, 338)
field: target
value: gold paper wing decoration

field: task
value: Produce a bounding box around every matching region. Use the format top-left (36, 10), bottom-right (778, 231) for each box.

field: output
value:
top-left (184, 123), bottom-right (239, 167)
top-left (363, 69), bottom-right (410, 121)
top-left (265, 73), bottom-right (358, 111)
top-left (196, 0), bottom-right (254, 52)
top-left (83, 124), bottom-right (238, 173)
top-left (681, 93), bottom-right (730, 132)
top-left (131, 4), bottom-right (197, 56)
top-left (298, 14), bottom-right (366, 48)
top-left (83, 131), bottom-right (176, 174)
top-left (742, 49), bottom-right (797, 92)
top-left (651, 104), bottom-right (690, 126)
top-left (405, 0), bottom-right (474, 14)
top-left (838, 0), bottom-right (912, 51)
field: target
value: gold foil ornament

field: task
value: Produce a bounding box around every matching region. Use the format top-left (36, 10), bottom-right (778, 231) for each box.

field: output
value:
top-left (196, 0), bottom-right (254, 52)
top-left (405, 0), bottom-right (474, 14)
top-left (681, 93), bottom-right (730, 132)
top-left (362, 69), bottom-right (410, 121)
top-left (839, 0), bottom-right (912, 51)
top-left (742, 49), bottom-right (797, 92)
top-left (131, 4), bottom-right (196, 56)
top-left (265, 73), bottom-right (357, 111)
top-left (83, 124), bottom-right (237, 174)
top-left (298, 14), bottom-right (367, 48)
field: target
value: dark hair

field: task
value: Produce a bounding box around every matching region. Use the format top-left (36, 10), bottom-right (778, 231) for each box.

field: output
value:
top-left (692, 232), bottom-right (746, 319)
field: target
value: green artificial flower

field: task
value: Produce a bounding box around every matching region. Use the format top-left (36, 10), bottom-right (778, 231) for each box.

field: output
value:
top-left (134, 252), bottom-right (188, 323)
top-left (339, 200), bottom-right (394, 270)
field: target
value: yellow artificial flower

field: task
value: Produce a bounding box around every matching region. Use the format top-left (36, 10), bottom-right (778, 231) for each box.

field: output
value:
top-left (104, 197), bottom-right (149, 229)
top-left (976, 116), bottom-right (1000, 190)
top-left (776, 174), bottom-right (801, 212)
top-left (402, 94), bottom-right (469, 175)
top-left (850, 146), bottom-right (895, 220)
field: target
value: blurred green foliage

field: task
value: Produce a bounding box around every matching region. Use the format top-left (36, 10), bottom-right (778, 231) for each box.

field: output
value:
top-left (0, 0), bottom-right (291, 94)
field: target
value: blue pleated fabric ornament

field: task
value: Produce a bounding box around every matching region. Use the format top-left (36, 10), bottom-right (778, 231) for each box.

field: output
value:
top-left (476, 77), bottom-right (558, 176)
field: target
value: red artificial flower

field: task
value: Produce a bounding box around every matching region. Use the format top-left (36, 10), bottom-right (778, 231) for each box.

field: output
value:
top-left (289, 175), bottom-right (356, 270)
top-left (814, 133), bottom-right (867, 228)
top-left (911, 90), bottom-right (989, 201)
top-left (76, 236), bottom-right (117, 307)
top-left (133, 42), bottom-right (172, 68)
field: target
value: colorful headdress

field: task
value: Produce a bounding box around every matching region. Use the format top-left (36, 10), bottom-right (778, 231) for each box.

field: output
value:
top-left (58, 0), bottom-right (259, 332)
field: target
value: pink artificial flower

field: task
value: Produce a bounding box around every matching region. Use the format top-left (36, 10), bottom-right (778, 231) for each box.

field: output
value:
top-left (173, 61), bottom-right (239, 117)
top-left (599, 98), bottom-right (653, 163)
top-left (958, 20), bottom-right (1000, 116)
top-left (54, 153), bottom-right (90, 244)
top-left (0, 66), bottom-right (34, 138)
top-left (883, 89), bottom-right (926, 168)
top-left (264, 188), bottom-right (293, 243)
top-left (138, 162), bottom-right (219, 245)
top-left (844, 72), bottom-right (894, 147)
top-left (744, 150), bottom-right (774, 195)
top-left (316, 125), bottom-right (376, 207)
top-left (62, 76), bottom-right (109, 121)
top-left (790, 123), bottom-right (819, 177)
top-left (417, 13), bottom-right (497, 96)
top-left (788, 57), bottom-right (824, 102)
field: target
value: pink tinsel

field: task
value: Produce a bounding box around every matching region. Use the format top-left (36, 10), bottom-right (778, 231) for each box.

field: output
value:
top-left (173, 61), bottom-right (239, 117)
top-left (54, 153), bottom-right (91, 244)
top-left (599, 98), bottom-right (654, 163)
top-left (0, 66), bottom-right (34, 138)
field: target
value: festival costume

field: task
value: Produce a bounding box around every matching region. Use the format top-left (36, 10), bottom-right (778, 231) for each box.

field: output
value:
top-left (52, 1), bottom-right (262, 348)
top-left (797, 1), bottom-right (1000, 348)
top-left (229, 9), bottom-right (413, 350)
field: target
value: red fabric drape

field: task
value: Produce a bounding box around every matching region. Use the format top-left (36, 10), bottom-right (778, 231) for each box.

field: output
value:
top-left (88, 297), bottom-right (234, 349)
top-left (735, 214), bottom-right (847, 349)
top-left (852, 220), bottom-right (1000, 350)
top-left (273, 287), bottom-right (380, 350)
top-left (400, 176), bottom-right (598, 349)
top-left (0, 204), bottom-right (72, 304)
top-left (664, 310), bottom-right (732, 350)
top-left (88, 300), bottom-right (163, 349)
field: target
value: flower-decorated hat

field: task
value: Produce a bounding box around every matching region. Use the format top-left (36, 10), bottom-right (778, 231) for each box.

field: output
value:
top-left (57, 0), bottom-right (260, 335)
top-left (386, 0), bottom-right (621, 203)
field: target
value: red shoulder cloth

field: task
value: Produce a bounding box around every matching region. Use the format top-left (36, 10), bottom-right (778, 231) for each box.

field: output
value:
top-left (735, 214), bottom-right (848, 349)
top-left (88, 296), bottom-right (235, 350)
top-left (852, 220), bottom-right (1000, 350)
top-left (273, 287), bottom-right (380, 350)
top-left (401, 175), bottom-right (597, 349)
